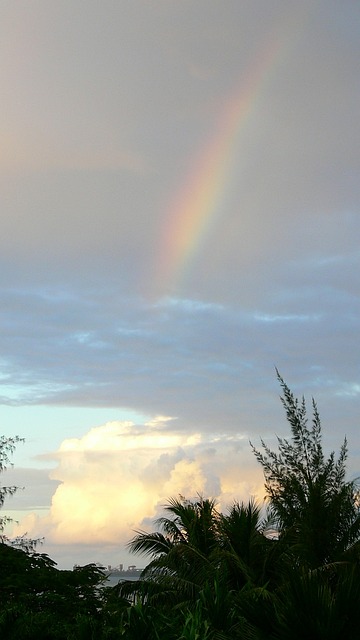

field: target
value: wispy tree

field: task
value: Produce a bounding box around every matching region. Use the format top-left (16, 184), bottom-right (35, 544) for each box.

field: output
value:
top-left (251, 371), bottom-right (360, 568)
top-left (0, 435), bottom-right (41, 552)
top-left (0, 436), bottom-right (23, 542)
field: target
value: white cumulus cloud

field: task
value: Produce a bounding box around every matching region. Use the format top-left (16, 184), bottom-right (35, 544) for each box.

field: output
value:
top-left (14, 418), bottom-right (264, 552)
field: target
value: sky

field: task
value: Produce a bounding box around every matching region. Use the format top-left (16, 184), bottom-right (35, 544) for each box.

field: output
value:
top-left (1, 0), bottom-right (360, 570)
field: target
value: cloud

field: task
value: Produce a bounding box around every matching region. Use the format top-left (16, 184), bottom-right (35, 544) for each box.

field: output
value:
top-left (14, 419), bottom-right (264, 550)
top-left (1, 283), bottom-right (360, 442)
top-left (1, 0), bottom-right (360, 569)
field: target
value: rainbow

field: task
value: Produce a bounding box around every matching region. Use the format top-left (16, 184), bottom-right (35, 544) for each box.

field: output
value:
top-left (153, 39), bottom-right (283, 297)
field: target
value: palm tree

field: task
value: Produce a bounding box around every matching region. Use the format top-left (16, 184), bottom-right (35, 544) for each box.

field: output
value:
top-left (118, 496), bottom-right (273, 638)
top-left (114, 374), bottom-right (360, 637)
top-left (125, 495), bottom-right (273, 596)
top-left (272, 563), bottom-right (360, 640)
top-left (122, 496), bottom-right (220, 606)
top-left (217, 499), bottom-right (271, 588)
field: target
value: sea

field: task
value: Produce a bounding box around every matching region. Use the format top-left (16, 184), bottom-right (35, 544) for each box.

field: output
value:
top-left (106, 573), bottom-right (141, 587)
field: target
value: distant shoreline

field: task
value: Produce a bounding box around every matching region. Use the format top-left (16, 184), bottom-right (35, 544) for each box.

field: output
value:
top-left (106, 570), bottom-right (143, 577)
top-left (106, 571), bottom-right (142, 585)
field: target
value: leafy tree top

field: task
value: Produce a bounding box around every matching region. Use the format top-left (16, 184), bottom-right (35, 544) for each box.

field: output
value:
top-left (251, 371), bottom-right (360, 567)
top-left (0, 435), bottom-right (42, 552)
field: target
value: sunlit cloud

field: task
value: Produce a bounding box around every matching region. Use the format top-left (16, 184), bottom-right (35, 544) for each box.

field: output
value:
top-left (14, 419), bottom-right (264, 549)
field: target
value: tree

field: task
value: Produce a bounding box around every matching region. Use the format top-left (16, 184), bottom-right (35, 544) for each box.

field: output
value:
top-left (0, 436), bottom-right (23, 537)
top-left (0, 436), bottom-right (111, 639)
top-left (0, 436), bottom-right (44, 553)
top-left (272, 562), bottom-right (360, 640)
top-left (124, 496), bottom-right (220, 606)
top-left (119, 496), bottom-right (271, 639)
top-left (0, 544), bottom-right (108, 639)
top-left (251, 371), bottom-right (360, 569)
top-left (0, 435), bottom-right (38, 551)
top-left (216, 498), bottom-right (274, 590)
top-left (114, 375), bottom-right (360, 637)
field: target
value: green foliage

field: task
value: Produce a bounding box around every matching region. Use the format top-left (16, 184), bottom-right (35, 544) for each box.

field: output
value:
top-left (251, 370), bottom-right (360, 568)
top-left (125, 496), bottom-right (221, 607)
top-left (0, 544), bottom-right (110, 639)
top-left (217, 499), bottom-right (272, 589)
top-left (116, 374), bottom-right (360, 638)
top-left (0, 437), bottom-right (109, 639)
top-left (272, 564), bottom-right (360, 640)
top-left (0, 435), bottom-right (42, 552)
top-left (2, 374), bottom-right (360, 638)
top-left (0, 543), bottom-right (107, 622)
top-left (0, 436), bottom-right (24, 535)
top-left (118, 494), bottom-right (272, 639)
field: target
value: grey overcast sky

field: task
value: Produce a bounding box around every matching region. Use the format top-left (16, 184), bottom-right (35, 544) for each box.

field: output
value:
top-left (1, 0), bottom-right (360, 569)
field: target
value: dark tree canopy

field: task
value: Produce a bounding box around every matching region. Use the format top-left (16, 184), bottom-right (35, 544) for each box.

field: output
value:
top-left (2, 375), bottom-right (360, 638)
top-left (251, 371), bottom-right (360, 568)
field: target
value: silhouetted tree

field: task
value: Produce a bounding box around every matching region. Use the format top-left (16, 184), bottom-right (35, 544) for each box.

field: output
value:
top-left (251, 371), bottom-right (360, 568)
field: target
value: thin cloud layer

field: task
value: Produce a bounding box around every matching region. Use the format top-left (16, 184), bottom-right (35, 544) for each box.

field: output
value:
top-left (0, 288), bottom-right (359, 438)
